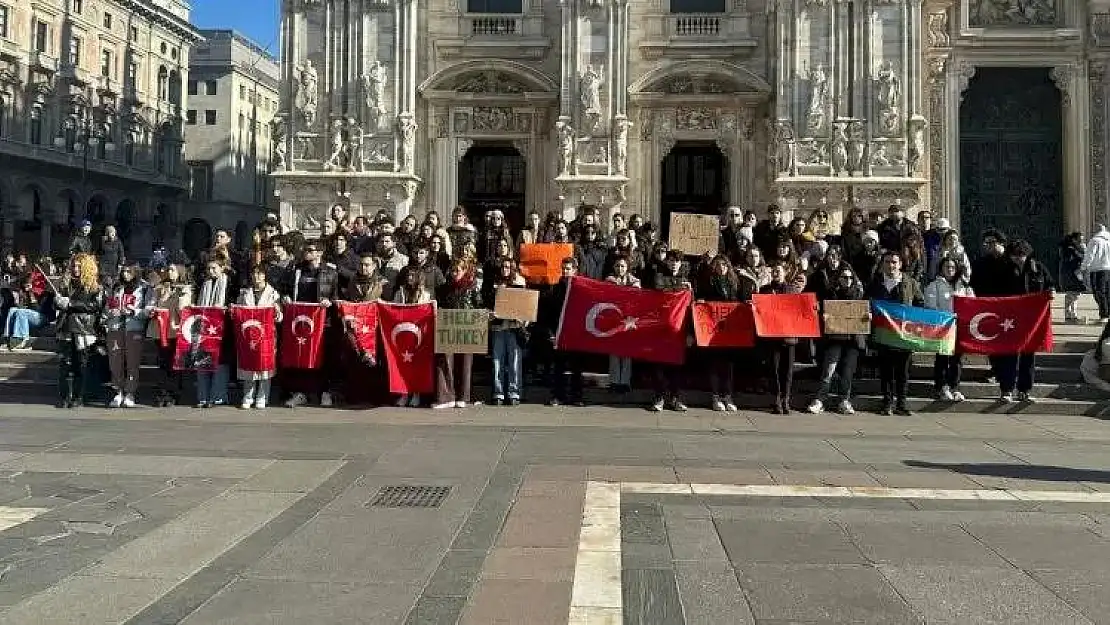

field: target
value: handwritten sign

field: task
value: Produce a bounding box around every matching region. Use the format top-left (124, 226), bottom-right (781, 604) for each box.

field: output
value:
top-left (668, 213), bottom-right (720, 256)
top-left (519, 244), bottom-right (575, 285)
top-left (493, 287), bottom-right (539, 322)
top-left (823, 300), bottom-right (871, 335)
top-left (435, 308), bottom-right (489, 354)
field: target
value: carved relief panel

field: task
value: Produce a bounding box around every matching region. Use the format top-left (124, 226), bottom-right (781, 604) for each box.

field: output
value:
top-left (966, 0), bottom-right (1058, 28)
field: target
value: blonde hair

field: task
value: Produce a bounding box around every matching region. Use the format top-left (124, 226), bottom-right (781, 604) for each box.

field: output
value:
top-left (72, 253), bottom-right (99, 291)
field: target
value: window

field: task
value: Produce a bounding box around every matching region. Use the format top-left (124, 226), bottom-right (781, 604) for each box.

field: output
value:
top-left (129, 25), bottom-right (138, 41)
top-left (188, 162), bottom-right (214, 201)
top-left (126, 60), bottom-right (137, 82)
top-left (187, 80), bottom-right (198, 95)
top-left (157, 66), bottom-right (168, 99)
top-left (205, 80), bottom-right (217, 95)
top-left (71, 0), bottom-right (83, 14)
top-left (159, 41), bottom-right (167, 54)
top-left (69, 36), bottom-right (81, 65)
top-left (33, 21), bottom-right (49, 53)
top-left (467, 0), bottom-right (522, 12)
top-left (0, 6), bottom-right (9, 39)
top-left (239, 85), bottom-right (247, 100)
top-left (669, 0), bottom-right (725, 12)
top-left (185, 109), bottom-right (197, 125)
top-left (103, 12), bottom-right (112, 28)
top-left (100, 49), bottom-right (113, 77)
top-left (204, 110), bottom-right (216, 125)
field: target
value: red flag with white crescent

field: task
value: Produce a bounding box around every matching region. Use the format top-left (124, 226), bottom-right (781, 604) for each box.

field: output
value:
top-left (150, 308), bottom-right (171, 348)
top-left (231, 306), bottom-right (277, 373)
top-left (337, 301), bottom-right (379, 362)
top-left (378, 301), bottom-right (436, 394)
top-left (173, 306), bottom-right (226, 371)
top-left (280, 302), bottom-right (327, 369)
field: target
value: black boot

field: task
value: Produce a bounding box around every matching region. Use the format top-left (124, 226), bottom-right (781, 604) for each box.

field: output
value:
top-left (894, 399), bottom-right (913, 416)
top-left (880, 397), bottom-right (894, 416)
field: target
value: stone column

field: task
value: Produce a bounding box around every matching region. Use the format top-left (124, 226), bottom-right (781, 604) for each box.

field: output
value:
top-left (0, 206), bottom-right (14, 256)
top-left (1053, 64), bottom-right (1092, 235)
top-left (1091, 59), bottom-right (1109, 228)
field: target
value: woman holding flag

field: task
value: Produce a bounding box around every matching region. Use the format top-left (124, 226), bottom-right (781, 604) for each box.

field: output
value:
top-left (759, 262), bottom-right (803, 414)
top-left (866, 250), bottom-right (924, 416)
top-left (146, 264), bottom-right (192, 407)
top-left (696, 254), bottom-right (751, 412)
top-left (237, 266), bottom-right (282, 409)
top-left (924, 257), bottom-right (973, 402)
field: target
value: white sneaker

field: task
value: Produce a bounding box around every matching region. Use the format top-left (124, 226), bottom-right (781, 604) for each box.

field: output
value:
top-left (122, 395), bottom-right (136, 408)
top-left (837, 399), bottom-right (855, 415)
top-left (938, 386), bottom-right (955, 402)
top-left (454, 401), bottom-right (467, 408)
top-left (724, 399), bottom-right (738, 412)
top-left (650, 398), bottom-right (665, 412)
top-left (395, 395), bottom-right (409, 407)
top-left (999, 392), bottom-right (1014, 404)
top-left (254, 399), bottom-right (267, 409)
top-left (433, 401), bottom-right (455, 410)
top-left (109, 393), bottom-right (123, 408)
top-left (320, 392), bottom-right (334, 407)
top-left (806, 399), bottom-right (824, 414)
top-left (285, 392), bottom-right (307, 408)
top-left (712, 398), bottom-right (727, 412)
top-left (951, 391), bottom-right (966, 402)
top-left (240, 402), bottom-right (252, 410)
top-left (408, 394), bottom-right (421, 407)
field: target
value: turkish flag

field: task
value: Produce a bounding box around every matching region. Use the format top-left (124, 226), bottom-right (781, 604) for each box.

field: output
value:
top-left (752, 293), bottom-right (821, 338)
top-left (150, 308), bottom-right (171, 347)
top-left (280, 302), bottom-right (327, 369)
top-left (337, 300), bottom-right (379, 363)
top-left (692, 301), bottom-right (756, 348)
top-left (173, 306), bottom-right (226, 372)
top-left (556, 276), bottom-right (692, 365)
top-left (954, 293), bottom-right (1054, 355)
top-left (29, 268), bottom-right (49, 298)
top-left (231, 306), bottom-right (277, 373)
top-left (379, 302), bottom-right (436, 394)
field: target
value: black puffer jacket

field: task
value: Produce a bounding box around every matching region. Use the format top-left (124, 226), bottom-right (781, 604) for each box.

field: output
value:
top-left (436, 275), bottom-right (483, 309)
top-left (56, 282), bottom-right (105, 338)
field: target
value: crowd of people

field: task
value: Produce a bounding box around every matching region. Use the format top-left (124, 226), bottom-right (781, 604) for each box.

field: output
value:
top-left (0, 201), bottom-right (1081, 415)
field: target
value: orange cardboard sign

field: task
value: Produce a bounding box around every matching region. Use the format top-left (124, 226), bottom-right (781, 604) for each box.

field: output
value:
top-left (519, 243), bottom-right (575, 285)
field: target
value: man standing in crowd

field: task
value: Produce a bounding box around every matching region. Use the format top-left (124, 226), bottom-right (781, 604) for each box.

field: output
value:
top-left (98, 225), bottom-right (126, 288)
top-left (69, 220), bottom-right (94, 256)
top-left (991, 239), bottom-right (1054, 403)
top-left (376, 233), bottom-right (409, 288)
top-left (266, 235), bottom-right (295, 289)
top-left (281, 241), bottom-right (339, 408)
top-left (325, 232), bottom-right (360, 292)
top-left (1083, 223), bottom-right (1110, 322)
top-left (754, 204), bottom-right (787, 257)
top-left (877, 204), bottom-right (918, 253)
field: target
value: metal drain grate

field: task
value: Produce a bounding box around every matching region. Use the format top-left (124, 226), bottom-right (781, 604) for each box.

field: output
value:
top-left (368, 485), bottom-right (452, 508)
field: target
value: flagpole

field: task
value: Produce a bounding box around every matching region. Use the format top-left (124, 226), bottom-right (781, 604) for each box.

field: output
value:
top-left (32, 264), bottom-right (60, 294)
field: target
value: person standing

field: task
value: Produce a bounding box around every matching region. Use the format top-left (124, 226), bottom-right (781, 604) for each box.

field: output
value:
top-left (924, 257), bottom-right (974, 402)
top-left (647, 250), bottom-right (691, 412)
top-left (194, 259), bottom-right (232, 407)
top-left (147, 264), bottom-right (192, 407)
top-left (53, 254), bottom-right (105, 408)
top-left (281, 242), bottom-right (340, 408)
top-left (1058, 232), bottom-right (1086, 323)
top-left (104, 265), bottom-right (149, 408)
top-left (807, 266), bottom-right (867, 415)
top-left (866, 250), bottom-right (924, 416)
top-left (237, 266), bottom-right (282, 409)
top-left (994, 239), bottom-right (1054, 403)
top-left (540, 258), bottom-right (585, 406)
top-left (483, 258), bottom-right (527, 406)
top-left (392, 265), bottom-right (435, 407)
top-left (98, 226), bottom-right (126, 288)
top-left (696, 254), bottom-right (750, 412)
top-left (760, 263), bottom-right (802, 414)
top-left (434, 257), bottom-right (483, 409)
top-left (605, 256), bottom-right (640, 394)
top-left (1083, 224), bottom-right (1110, 322)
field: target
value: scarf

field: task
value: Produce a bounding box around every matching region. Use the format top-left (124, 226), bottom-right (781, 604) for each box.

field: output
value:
top-left (198, 274), bottom-right (227, 307)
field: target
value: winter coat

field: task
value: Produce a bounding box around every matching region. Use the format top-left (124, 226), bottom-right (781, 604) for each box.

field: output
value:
top-left (819, 280), bottom-right (868, 349)
top-left (483, 274), bottom-right (528, 332)
top-left (378, 251), bottom-right (409, 290)
top-left (98, 238), bottom-right (126, 278)
top-left (146, 284), bottom-right (192, 342)
top-left (1083, 229), bottom-right (1110, 273)
top-left (866, 273), bottom-right (925, 308)
top-left (576, 242), bottom-right (609, 280)
top-left (345, 274), bottom-right (389, 302)
top-left (924, 277), bottom-right (974, 313)
top-left (104, 283), bottom-right (149, 334)
top-left (446, 224), bottom-right (478, 255)
top-left (436, 275), bottom-right (483, 310)
top-left (393, 287), bottom-right (433, 304)
top-left (1059, 241), bottom-right (1086, 293)
top-left (997, 257), bottom-right (1055, 296)
top-left (970, 253), bottom-right (1012, 296)
top-left (56, 282), bottom-right (105, 341)
top-left (285, 264), bottom-right (340, 303)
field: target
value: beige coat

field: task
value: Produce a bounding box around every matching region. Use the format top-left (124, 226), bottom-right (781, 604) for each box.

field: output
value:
top-left (145, 283), bottom-right (193, 342)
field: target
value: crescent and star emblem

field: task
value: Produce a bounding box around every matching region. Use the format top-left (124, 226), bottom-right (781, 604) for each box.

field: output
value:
top-left (241, 319), bottom-right (263, 351)
top-left (291, 314), bottom-right (316, 346)
top-left (585, 303), bottom-right (638, 339)
top-left (179, 315), bottom-right (202, 345)
top-left (390, 322), bottom-right (423, 362)
top-left (344, 315), bottom-right (371, 335)
top-left (968, 312), bottom-right (1016, 342)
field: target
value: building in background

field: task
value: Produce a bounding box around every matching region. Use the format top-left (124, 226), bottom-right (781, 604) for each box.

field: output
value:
top-left (182, 29), bottom-right (279, 260)
top-left (273, 0), bottom-right (1101, 271)
top-left (0, 0), bottom-right (200, 259)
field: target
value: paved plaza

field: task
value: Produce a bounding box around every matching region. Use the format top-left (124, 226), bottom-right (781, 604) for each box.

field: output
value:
top-left (0, 403), bottom-right (1105, 623)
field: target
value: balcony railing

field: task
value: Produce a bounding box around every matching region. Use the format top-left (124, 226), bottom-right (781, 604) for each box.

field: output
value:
top-left (469, 15), bottom-right (520, 36)
top-left (671, 14), bottom-right (722, 36)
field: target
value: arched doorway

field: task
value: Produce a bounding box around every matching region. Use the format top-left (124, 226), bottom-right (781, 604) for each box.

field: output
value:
top-left (115, 200), bottom-right (135, 255)
top-left (660, 141), bottom-right (728, 239)
top-left (960, 67), bottom-right (1063, 270)
top-left (234, 221), bottom-right (250, 251)
top-left (182, 218), bottom-right (212, 262)
top-left (458, 143), bottom-right (526, 233)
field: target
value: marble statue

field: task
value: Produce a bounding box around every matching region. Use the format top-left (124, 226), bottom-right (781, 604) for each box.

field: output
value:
top-left (347, 118), bottom-right (364, 172)
top-left (270, 116), bottom-right (287, 170)
top-left (323, 118), bottom-right (348, 170)
top-left (360, 60), bottom-right (387, 130)
top-left (846, 121), bottom-right (866, 174)
top-left (876, 62), bottom-right (901, 134)
top-left (579, 65), bottom-right (604, 133)
top-left (771, 119), bottom-right (795, 174)
top-left (295, 60), bottom-right (319, 127)
top-left (397, 114), bottom-right (417, 173)
top-left (807, 64), bottom-right (828, 133)
top-left (614, 116), bottom-right (632, 175)
top-left (830, 123), bottom-right (849, 174)
top-left (870, 143), bottom-right (891, 167)
top-left (556, 120), bottom-right (575, 175)
top-left (907, 115), bottom-right (928, 174)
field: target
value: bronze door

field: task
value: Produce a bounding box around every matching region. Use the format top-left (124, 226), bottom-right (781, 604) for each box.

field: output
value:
top-left (458, 144), bottom-right (526, 234)
top-left (660, 142), bottom-right (728, 239)
top-left (959, 67), bottom-right (1063, 271)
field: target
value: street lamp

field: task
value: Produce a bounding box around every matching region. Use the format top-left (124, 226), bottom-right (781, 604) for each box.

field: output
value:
top-left (53, 114), bottom-right (117, 184)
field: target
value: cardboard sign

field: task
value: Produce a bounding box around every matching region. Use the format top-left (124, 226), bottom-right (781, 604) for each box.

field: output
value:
top-left (435, 308), bottom-right (490, 354)
top-left (493, 287), bottom-right (539, 322)
top-left (668, 213), bottom-right (721, 256)
top-left (823, 300), bottom-right (871, 335)
top-left (519, 243), bottom-right (575, 285)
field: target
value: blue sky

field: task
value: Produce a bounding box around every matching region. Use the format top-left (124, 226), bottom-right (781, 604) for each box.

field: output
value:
top-left (191, 0), bottom-right (281, 54)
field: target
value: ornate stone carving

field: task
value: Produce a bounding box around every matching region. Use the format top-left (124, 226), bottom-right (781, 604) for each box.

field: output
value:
top-left (467, 107), bottom-right (530, 133)
top-left (796, 138), bottom-right (828, 166)
top-left (396, 113), bottom-right (417, 173)
top-left (956, 62), bottom-right (977, 102)
top-left (927, 10), bottom-right (950, 47)
top-left (453, 112), bottom-right (469, 133)
top-left (579, 65), bottom-right (604, 134)
top-left (830, 123), bottom-right (849, 174)
top-left (556, 119), bottom-right (575, 175)
top-left (655, 111), bottom-right (677, 157)
top-left (270, 115), bottom-right (287, 171)
top-left (675, 107), bottom-right (717, 131)
top-left (348, 120), bottom-right (365, 172)
top-left (875, 61), bottom-right (901, 135)
top-left (770, 119), bottom-right (796, 175)
top-left (639, 109), bottom-right (653, 142)
top-left (927, 57), bottom-right (947, 84)
top-left (1091, 61), bottom-right (1109, 228)
top-left (1050, 65), bottom-right (1075, 108)
top-left (359, 60), bottom-right (387, 131)
top-left (434, 112), bottom-right (449, 138)
top-left (294, 59), bottom-right (318, 128)
top-left (969, 0), bottom-right (1057, 27)
top-left (1093, 14), bottom-right (1110, 47)
top-left (456, 138), bottom-right (473, 161)
top-left (659, 76), bottom-right (734, 94)
top-left (613, 115), bottom-right (632, 175)
top-left (366, 141), bottom-right (392, 164)
top-left (807, 64), bottom-right (829, 133)
top-left (930, 74), bottom-right (946, 209)
top-left (454, 71), bottom-right (528, 94)
top-left (323, 118), bottom-right (348, 171)
top-left (906, 115), bottom-right (927, 175)
top-left (845, 121), bottom-right (867, 174)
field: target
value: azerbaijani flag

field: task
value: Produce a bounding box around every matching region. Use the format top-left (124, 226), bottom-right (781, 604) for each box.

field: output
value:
top-left (871, 300), bottom-right (956, 355)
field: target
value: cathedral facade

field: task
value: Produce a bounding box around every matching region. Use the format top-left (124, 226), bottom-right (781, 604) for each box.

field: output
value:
top-left (273, 0), bottom-right (1102, 260)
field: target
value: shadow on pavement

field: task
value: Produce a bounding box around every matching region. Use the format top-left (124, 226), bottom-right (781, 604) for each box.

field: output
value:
top-left (904, 459), bottom-right (1110, 483)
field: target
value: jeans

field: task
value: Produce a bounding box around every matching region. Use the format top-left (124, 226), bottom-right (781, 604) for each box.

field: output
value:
top-left (815, 341), bottom-right (860, 401)
top-left (1092, 270), bottom-right (1110, 318)
top-left (1063, 291), bottom-right (1080, 320)
top-left (107, 330), bottom-right (144, 396)
top-left (609, 356), bottom-right (632, 387)
top-left (3, 308), bottom-right (43, 339)
top-left (877, 347), bottom-right (911, 404)
top-left (990, 353), bottom-right (1036, 394)
top-left (767, 342), bottom-right (795, 401)
top-left (491, 330), bottom-right (522, 400)
top-left (196, 364), bottom-right (229, 405)
top-left (933, 354), bottom-right (962, 390)
top-left (241, 380), bottom-right (272, 406)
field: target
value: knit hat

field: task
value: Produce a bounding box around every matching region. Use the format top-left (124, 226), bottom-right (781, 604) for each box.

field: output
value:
top-left (863, 229), bottom-right (879, 244)
top-left (936, 218), bottom-right (950, 230)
